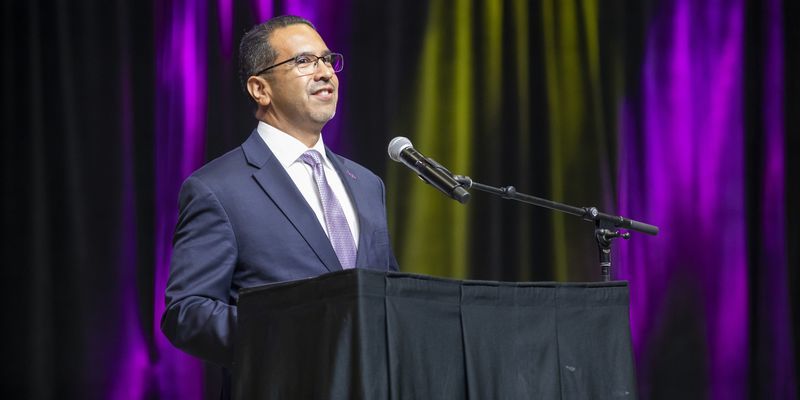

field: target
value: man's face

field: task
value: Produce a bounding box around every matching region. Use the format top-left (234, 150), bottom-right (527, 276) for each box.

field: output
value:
top-left (263, 24), bottom-right (338, 134)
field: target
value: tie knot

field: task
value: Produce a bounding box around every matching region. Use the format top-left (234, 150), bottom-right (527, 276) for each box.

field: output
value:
top-left (300, 150), bottom-right (323, 167)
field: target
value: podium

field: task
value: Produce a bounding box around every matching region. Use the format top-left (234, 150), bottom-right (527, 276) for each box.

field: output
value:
top-left (234, 269), bottom-right (637, 399)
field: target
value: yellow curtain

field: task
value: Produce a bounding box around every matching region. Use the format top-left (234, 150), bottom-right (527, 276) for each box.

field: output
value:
top-left (388, 0), bottom-right (619, 281)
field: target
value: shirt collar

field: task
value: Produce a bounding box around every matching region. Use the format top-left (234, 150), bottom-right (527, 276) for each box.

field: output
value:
top-left (256, 121), bottom-right (331, 169)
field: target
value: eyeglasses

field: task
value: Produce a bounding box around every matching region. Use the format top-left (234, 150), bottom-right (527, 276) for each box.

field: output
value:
top-left (256, 53), bottom-right (344, 76)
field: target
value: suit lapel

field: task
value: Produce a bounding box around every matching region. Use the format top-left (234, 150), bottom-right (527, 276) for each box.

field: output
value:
top-left (242, 131), bottom-right (342, 273)
top-left (326, 149), bottom-right (370, 267)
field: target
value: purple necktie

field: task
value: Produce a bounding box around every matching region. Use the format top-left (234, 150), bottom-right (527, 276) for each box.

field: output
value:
top-left (300, 150), bottom-right (357, 269)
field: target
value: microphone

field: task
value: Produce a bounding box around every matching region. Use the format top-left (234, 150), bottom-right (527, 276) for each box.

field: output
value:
top-left (387, 137), bottom-right (471, 204)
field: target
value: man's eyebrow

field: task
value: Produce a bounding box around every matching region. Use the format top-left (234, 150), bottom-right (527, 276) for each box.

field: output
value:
top-left (293, 50), bottom-right (332, 57)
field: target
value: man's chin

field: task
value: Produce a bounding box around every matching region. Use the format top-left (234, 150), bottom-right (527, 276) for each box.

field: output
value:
top-left (310, 109), bottom-right (336, 124)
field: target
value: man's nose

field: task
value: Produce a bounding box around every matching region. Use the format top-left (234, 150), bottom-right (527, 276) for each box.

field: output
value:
top-left (314, 60), bottom-right (334, 80)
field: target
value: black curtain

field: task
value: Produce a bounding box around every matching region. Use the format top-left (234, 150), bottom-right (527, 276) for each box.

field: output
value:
top-left (782, 0), bottom-right (800, 393)
top-left (2, 1), bottom-right (154, 398)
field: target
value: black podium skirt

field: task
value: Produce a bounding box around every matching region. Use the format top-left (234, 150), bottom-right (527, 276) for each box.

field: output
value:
top-left (234, 269), bottom-right (636, 399)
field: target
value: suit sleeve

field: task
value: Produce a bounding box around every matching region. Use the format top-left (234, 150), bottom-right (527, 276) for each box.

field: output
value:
top-left (379, 177), bottom-right (400, 272)
top-left (160, 175), bottom-right (238, 368)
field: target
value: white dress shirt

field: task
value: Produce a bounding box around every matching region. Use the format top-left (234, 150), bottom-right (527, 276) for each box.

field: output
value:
top-left (257, 122), bottom-right (359, 249)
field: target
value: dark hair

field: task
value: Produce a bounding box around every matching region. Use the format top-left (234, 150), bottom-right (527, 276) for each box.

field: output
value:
top-left (238, 15), bottom-right (316, 92)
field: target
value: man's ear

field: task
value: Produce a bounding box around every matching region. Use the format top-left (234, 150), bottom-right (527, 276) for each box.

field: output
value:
top-left (246, 75), bottom-right (272, 107)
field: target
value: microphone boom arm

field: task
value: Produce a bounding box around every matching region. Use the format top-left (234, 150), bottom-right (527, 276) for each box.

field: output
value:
top-left (454, 175), bottom-right (658, 235)
top-left (454, 175), bottom-right (659, 282)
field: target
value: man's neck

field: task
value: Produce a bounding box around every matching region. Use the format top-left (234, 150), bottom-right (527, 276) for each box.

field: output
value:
top-left (259, 116), bottom-right (321, 148)
top-left (258, 120), bottom-right (320, 148)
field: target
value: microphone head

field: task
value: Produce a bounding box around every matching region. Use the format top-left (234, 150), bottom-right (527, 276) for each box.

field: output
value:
top-left (388, 136), bottom-right (413, 162)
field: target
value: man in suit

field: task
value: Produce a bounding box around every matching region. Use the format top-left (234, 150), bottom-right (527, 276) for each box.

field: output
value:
top-left (160, 14), bottom-right (399, 375)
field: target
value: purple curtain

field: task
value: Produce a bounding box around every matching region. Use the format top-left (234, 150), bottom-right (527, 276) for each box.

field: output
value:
top-left (617, 0), bottom-right (795, 398)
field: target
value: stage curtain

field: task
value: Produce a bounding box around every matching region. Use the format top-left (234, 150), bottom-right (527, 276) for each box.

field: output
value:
top-left (1, 0), bottom-right (797, 398)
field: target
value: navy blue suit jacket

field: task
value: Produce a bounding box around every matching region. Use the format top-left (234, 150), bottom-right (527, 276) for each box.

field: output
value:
top-left (161, 131), bottom-right (399, 367)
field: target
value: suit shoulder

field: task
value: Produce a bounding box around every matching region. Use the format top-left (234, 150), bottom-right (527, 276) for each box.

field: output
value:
top-left (330, 153), bottom-right (383, 183)
top-left (188, 147), bottom-right (249, 183)
top-left (177, 147), bottom-right (255, 199)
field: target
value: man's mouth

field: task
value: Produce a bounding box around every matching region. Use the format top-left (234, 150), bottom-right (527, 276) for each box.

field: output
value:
top-left (311, 86), bottom-right (335, 100)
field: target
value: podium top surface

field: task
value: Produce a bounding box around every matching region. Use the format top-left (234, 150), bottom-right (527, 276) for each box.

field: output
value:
top-left (237, 269), bottom-right (630, 312)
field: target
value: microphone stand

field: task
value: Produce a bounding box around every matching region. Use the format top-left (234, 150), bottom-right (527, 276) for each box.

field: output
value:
top-left (453, 175), bottom-right (659, 282)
